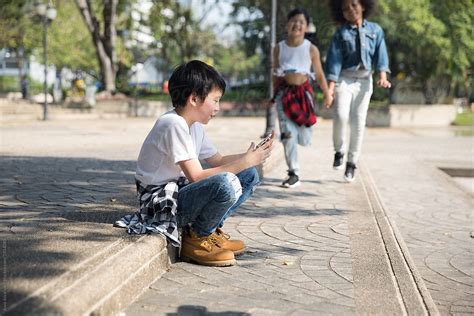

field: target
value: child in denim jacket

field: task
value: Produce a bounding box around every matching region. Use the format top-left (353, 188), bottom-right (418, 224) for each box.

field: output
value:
top-left (325, 0), bottom-right (391, 182)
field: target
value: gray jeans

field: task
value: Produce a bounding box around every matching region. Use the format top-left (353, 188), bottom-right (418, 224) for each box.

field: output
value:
top-left (333, 75), bottom-right (373, 164)
top-left (276, 93), bottom-right (312, 175)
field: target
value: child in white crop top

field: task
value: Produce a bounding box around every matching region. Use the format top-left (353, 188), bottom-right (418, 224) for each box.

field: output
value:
top-left (272, 7), bottom-right (333, 188)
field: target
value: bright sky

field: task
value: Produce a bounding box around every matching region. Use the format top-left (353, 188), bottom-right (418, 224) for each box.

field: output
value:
top-left (187, 0), bottom-right (241, 43)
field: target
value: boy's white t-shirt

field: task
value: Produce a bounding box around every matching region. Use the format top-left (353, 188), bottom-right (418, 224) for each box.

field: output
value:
top-left (135, 110), bottom-right (217, 186)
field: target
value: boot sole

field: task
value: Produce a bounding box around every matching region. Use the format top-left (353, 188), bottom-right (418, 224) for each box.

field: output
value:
top-left (333, 165), bottom-right (344, 170)
top-left (233, 248), bottom-right (246, 256)
top-left (180, 255), bottom-right (236, 267)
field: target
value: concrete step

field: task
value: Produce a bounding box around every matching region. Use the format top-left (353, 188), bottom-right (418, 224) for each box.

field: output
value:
top-left (6, 235), bottom-right (171, 315)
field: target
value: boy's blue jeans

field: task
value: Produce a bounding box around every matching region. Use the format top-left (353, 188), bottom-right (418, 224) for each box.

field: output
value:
top-left (177, 167), bottom-right (260, 237)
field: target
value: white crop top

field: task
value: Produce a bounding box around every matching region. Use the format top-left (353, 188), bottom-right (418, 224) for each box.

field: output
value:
top-left (275, 39), bottom-right (314, 79)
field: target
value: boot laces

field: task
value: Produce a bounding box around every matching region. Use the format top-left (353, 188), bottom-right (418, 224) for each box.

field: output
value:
top-left (202, 233), bottom-right (222, 248)
top-left (216, 229), bottom-right (230, 240)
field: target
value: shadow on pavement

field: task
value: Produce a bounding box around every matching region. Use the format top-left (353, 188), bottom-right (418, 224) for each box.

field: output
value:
top-left (166, 305), bottom-right (250, 316)
top-left (2, 289), bottom-right (61, 316)
top-left (0, 155), bottom-right (137, 311)
top-left (0, 155), bottom-right (345, 311)
top-left (0, 155), bottom-right (136, 221)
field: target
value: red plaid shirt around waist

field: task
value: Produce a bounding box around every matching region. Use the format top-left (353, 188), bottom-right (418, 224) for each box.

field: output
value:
top-left (274, 79), bottom-right (317, 127)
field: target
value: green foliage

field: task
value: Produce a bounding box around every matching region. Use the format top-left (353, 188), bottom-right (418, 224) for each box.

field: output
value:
top-left (48, 0), bottom-right (98, 74)
top-left (2, 0), bottom-right (471, 103)
top-left (214, 44), bottom-right (262, 82)
top-left (149, 1), bottom-right (209, 67)
top-left (0, 75), bottom-right (49, 94)
top-left (0, 0), bottom-right (41, 52)
top-left (376, 0), bottom-right (473, 102)
top-left (148, 1), bottom-right (262, 83)
top-left (222, 83), bottom-right (267, 103)
top-left (453, 111), bottom-right (474, 126)
top-left (0, 76), bottom-right (20, 93)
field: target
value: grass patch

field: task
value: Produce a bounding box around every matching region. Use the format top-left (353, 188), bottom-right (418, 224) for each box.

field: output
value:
top-left (453, 112), bottom-right (474, 126)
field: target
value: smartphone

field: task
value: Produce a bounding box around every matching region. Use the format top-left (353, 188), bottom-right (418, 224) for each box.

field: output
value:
top-left (256, 134), bottom-right (272, 149)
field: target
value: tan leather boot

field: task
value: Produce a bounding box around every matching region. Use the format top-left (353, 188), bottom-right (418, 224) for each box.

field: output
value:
top-left (181, 229), bottom-right (235, 267)
top-left (213, 228), bottom-right (246, 255)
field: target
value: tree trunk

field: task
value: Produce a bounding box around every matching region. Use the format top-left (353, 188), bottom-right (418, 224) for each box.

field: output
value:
top-left (16, 47), bottom-right (24, 94)
top-left (75, 0), bottom-right (117, 93)
top-left (422, 79), bottom-right (435, 105)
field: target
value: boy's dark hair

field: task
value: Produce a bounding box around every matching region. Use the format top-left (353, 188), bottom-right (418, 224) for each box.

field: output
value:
top-left (328, 0), bottom-right (376, 24)
top-left (287, 7), bottom-right (311, 25)
top-left (168, 60), bottom-right (226, 108)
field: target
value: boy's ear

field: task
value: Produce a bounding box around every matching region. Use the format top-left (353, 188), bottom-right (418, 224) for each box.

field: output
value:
top-left (188, 92), bottom-right (200, 107)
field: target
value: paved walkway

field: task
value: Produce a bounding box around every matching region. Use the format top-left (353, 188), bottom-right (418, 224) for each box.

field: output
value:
top-left (126, 120), bottom-right (473, 315)
top-left (363, 127), bottom-right (474, 315)
top-left (1, 115), bottom-right (473, 315)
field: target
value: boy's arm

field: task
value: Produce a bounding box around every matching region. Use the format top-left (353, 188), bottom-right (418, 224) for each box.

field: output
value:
top-left (178, 138), bottom-right (274, 183)
top-left (206, 129), bottom-right (275, 167)
top-left (310, 45), bottom-right (333, 108)
top-left (206, 152), bottom-right (245, 167)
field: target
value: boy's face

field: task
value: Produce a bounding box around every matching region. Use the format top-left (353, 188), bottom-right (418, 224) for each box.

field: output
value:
top-left (196, 88), bottom-right (222, 124)
top-left (342, 0), bottom-right (365, 25)
top-left (287, 14), bottom-right (308, 38)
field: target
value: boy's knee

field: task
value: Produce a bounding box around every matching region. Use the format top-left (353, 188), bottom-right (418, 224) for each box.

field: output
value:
top-left (213, 172), bottom-right (242, 202)
top-left (240, 167), bottom-right (260, 187)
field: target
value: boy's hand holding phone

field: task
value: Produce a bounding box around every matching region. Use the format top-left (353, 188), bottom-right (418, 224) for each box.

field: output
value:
top-left (256, 133), bottom-right (273, 149)
top-left (245, 130), bottom-right (275, 166)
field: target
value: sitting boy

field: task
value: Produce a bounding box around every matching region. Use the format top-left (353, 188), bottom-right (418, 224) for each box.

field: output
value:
top-left (124, 60), bottom-right (274, 267)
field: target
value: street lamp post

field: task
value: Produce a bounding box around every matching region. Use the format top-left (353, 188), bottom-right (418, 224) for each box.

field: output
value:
top-left (263, 0), bottom-right (277, 137)
top-left (35, 1), bottom-right (57, 121)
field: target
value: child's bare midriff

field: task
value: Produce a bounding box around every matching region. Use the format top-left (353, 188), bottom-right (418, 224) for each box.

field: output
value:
top-left (282, 73), bottom-right (309, 86)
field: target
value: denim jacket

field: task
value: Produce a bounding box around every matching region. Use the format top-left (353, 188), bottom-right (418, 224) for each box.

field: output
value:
top-left (325, 20), bottom-right (390, 82)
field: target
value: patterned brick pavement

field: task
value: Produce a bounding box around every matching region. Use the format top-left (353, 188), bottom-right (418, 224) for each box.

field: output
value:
top-left (1, 117), bottom-right (472, 315)
top-left (364, 127), bottom-right (474, 315)
top-left (126, 142), bottom-right (358, 315)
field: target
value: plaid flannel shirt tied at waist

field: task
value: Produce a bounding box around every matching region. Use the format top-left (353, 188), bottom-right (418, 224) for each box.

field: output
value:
top-left (274, 79), bottom-right (317, 127)
top-left (114, 177), bottom-right (188, 247)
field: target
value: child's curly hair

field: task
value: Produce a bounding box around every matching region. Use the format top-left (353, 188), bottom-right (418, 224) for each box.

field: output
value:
top-left (328, 0), bottom-right (377, 24)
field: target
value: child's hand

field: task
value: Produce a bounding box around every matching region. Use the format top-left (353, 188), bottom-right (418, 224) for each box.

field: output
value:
top-left (377, 78), bottom-right (391, 88)
top-left (324, 92), bottom-right (334, 109)
top-left (245, 131), bottom-right (275, 166)
top-left (377, 72), bottom-right (391, 89)
top-left (325, 83), bottom-right (336, 108)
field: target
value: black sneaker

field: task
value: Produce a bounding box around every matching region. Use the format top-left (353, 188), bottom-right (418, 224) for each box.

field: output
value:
top-left (281, 171), bottom-right (301, 188)
top-left (333, 152), bottom-right (344, 170)
top-left (282, 171), bottom-right (301, 188)
top-left (344, 162), bottom-right (356, 182)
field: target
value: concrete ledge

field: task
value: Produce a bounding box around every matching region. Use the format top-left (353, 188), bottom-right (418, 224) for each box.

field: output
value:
top-left (317, 104), bottom-right (458, 127)
top-left (6, 235), bottom-right (170, 315)
top-left (358, 162), bottom-right (439, 315)
top-left (389, 104), bottom-right (457, 127)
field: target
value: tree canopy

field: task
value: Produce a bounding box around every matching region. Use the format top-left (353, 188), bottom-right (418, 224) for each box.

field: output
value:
top-left (1, 0), bottom-right (472, 102)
